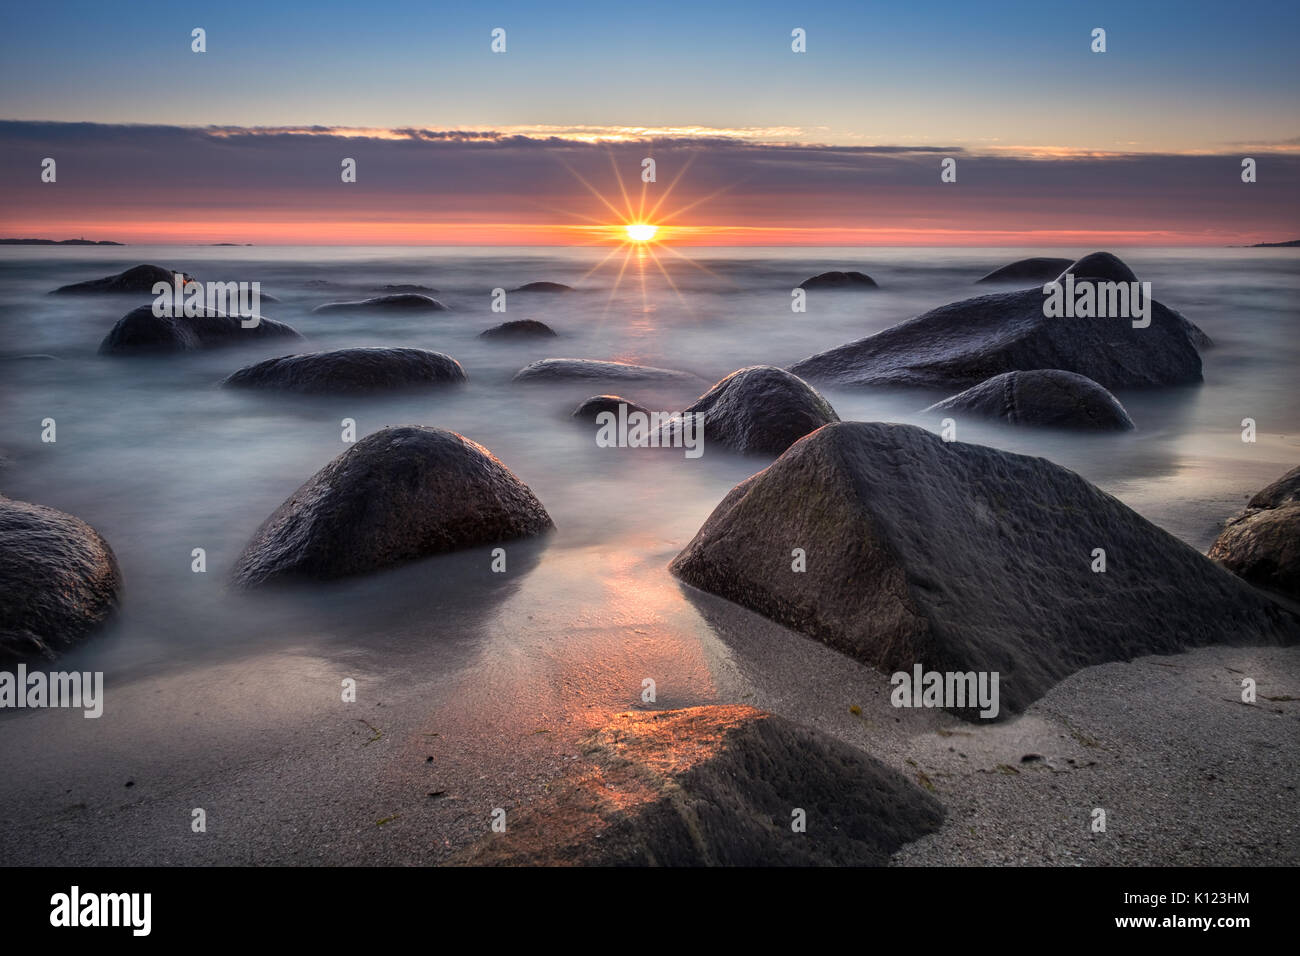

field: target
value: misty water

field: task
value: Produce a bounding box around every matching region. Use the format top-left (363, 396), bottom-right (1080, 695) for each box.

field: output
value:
top-left (0, 245), bottom-right (1296, 719)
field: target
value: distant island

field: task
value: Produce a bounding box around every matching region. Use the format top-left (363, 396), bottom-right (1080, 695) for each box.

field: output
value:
top-left (1251, 239), bottom-right (1300, 247)
top-left (0, 238), bottom-right (124, 245)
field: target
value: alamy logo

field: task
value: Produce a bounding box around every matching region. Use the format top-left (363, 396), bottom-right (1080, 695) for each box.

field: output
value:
top-left (1042, 273), bottom-right (1151, 328)
top-left (152, 277), bottom-right (261, 327)
top-left (890, 664), bottom-right (999, 719)
top-left (0, 665), bottom-right (103, 718)
top-left (50, 886), bottom-right (151, 936)
top-left (594, 403), bottom-right (705, 459)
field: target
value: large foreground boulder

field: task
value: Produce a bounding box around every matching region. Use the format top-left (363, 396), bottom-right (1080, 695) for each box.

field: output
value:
top-left (0, 497), bottom-right (121, 662)
top-left (98, 305), bottom-right (301, 354)
top-left (975, 257), bottom-right (1074, 284)
top-left (790, 252), bottom-right (1204, 390)
top-left (1208, 465), bottom-right (1300, 599)
top-left (50, 264), bottom-right (196, 295)
top-left (670, 422), bottom-right (1297, 716)
top-left (312, 294), bottom-right (447, 313)
top-left (798, 271), bottom-right (877, 290)
top-left (924, 369), bottom-right (1135, 430)
top-left (513, 358), bottom-right (701, 384)
top-left (458, 706), bottom-right (943, 866)
top-left (222, 347), bottom-right (465, 394)
top-left (233, 426), bottom-right (553, 586)
top-left (661, 366), bottom-right (839, 455)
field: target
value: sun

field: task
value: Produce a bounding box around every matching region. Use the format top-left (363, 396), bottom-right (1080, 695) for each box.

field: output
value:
top-left (624, 223), bottom-right (658, 242)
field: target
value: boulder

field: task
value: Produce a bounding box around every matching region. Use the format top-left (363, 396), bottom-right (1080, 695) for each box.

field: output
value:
top-left (233, 426), bottom-right (553, 586)
top-left (571, 394), bottom-right (648, 421)
top-left (924, 369), bottom-right (1135, 430)
top-left (513, 358), bottom-right (702, 384)
top-left (670, 422), bottom-right (1297, 717)
top-left (1208, 466), bottom-right (1300, 598)
top-left (458, 706), bottom-right (943, 866)
top-left (509, 281), bottom-right (572, 293)
top-left (789, 252), bottom-right (1202, 390)
top-left (798, 271), bottom-right (877, 290)
top-left (1054, 251), bottom-right (1139, 284)
top-left (975, 257), bottom-right (1074, 284)
top-left (0, 497), bottom-right (121, 662)
top-left (479, 320), bottom-right (557, 340)
top-left (98, 305), bottom-right (301, 354)
top-left (222, 347), bottom-right (466, 394)
top-left (661, 366), bottom-right (839, 455)
top-left (50, 264), bottom-right (196, 295)
top-left (312, 293), bottom-right (447, 313)
top-left (376, 284), bottom-right (438, 294)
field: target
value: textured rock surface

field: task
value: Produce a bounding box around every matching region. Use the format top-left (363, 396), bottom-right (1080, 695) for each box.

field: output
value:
top-left (798, 270), bottom-right (877, 289)
top-left (571, 394), bottom-right (649, 421)
top-left (509, 281), bottom-right (572, 293)
top-left (312, 293), bottom-right (447, 313)
top-left (233, 426), bottom-right (553, 586)
top-left (925, 369), bottom-right (1135, 430)
top-left (458, 706), bottom-right (943, 866)
top-left (98, 305), bottom-right (302, 354)
top-left (1208, 465), bottom-right (1300, 598)
top-left (479, 319), bottom-right (557, 340)
top-left (222, 347), bottom-right (465, 394)
top-left (790, 252), bottom-right (1203, 390)
top-left (670, 422), bottom-right (1297, 716)
top-left (513, 358), bottom-right (701, 384)
top-left (661, 366), bottom-right (839, 455)
top-left (51, 264), bottom-right (196, 294)
top-left (975, 257), bottom-right (1075, 284)
top-left (0, 497), bottom-right (122, 662)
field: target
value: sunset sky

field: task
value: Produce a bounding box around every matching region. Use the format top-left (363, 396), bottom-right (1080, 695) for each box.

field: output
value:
top-left (2, 0), bottom-right (1298, 245)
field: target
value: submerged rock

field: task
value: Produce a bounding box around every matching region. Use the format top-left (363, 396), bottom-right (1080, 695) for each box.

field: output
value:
top-left (458, 705), bottom-right (943, 866)
top-left (509, 281), bottom-right (572, 293)
top-left (571, 394), bottom-right (648, 421)
top-left (662, 366), bottom-right (839, 455)
top-left (376, 284), bottom-right (439, 294)
top-left (789, 252), bottom-right (1202, 390)
top-left (479, 319), bottom-right (557, 340)
top-left (798, 271), bottom-right (877, 290)
top-left (975, 257), bottom-right (1074, 284)
top-left (670, 422), bottom-right (1297, 717)
top-left (0, 497), bottom-right (121, 662)
top-left (233, 426), bottom-right (553, 587)
top-left (1208, 465), bottom-right (1300, 598)
top-left (925, 369), bottom-right (1135, 430)
top-left (222, 347), bottom-right (466, 394)
top-left (98, 305), bottom-right (301, 354)
top-left (513, 358), bottom-right (701, 384)
top-left (50, 264), bottom-right (196, 295)
top-left (312, 293), bottom-right (447, 313)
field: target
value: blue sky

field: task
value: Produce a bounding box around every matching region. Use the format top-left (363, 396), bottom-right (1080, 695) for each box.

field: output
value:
top-left (2, 0), bottom-right (1298, 151)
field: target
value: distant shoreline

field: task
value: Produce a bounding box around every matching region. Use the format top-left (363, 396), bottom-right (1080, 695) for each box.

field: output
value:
top-left (0, 238), bottom-right (124, 245)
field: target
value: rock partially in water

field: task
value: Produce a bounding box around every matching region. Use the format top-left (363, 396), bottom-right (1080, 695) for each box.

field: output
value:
top-left (479, 320), bottom-right (557, 340)
top-left (312, 293), bottom-right (448, 313)
top-left (98, 305), bottom-right (302, 354)
top-left (222, 347), bottom-right (466, 394)
top-left (0, 497), bottom-right (122, 662)
top-left (670, 422), bottom-right (1297, 717)
top-left (50, 264), bottom-right (197, 295)
top-left (789, 252), bottom-right (1202, 390)
top-left (571, 394), bottom-right (649, 421)
top-left (1208, 465), bottom-right (1300, 599)
top-left (662, 366), bottom-right (839, 455)
top-left (975, 257), bottom-right (1074, 284)
top-left (513, 358), bottom-right (702, 384)
top-left (376, 284), bottom-right (439, 294)
top-left (925, 369), bottom-right (1135, 430)
top-left (233, 426), bottom-right (553, 587)
top-left (509, 281), bottom-right (572, 293)
top-left (457, 705), bottom-right (944, 866)
top-left (798, 270), bottom-right (878, 290)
